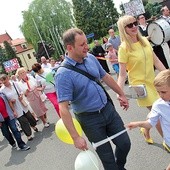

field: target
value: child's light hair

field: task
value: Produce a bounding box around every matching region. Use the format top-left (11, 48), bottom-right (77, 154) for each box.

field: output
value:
top-left (154, 69), bottom-right (170, 87)
top-left (117, 15), bottom-right (146, 51)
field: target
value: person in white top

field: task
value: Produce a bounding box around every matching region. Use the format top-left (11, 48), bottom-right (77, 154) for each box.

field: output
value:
top-left (161, 6), bottom-right (170, 23)
top-left (127, 69), bottom-right (170, 154)
top-left (0, 74), bottom-right (38, 141)
top-left (32, 63), bottom-right (60, 117)
top-left (16, 67), bottom-right (49, 128)
top-left (41, 56), bottom-right (51, 69)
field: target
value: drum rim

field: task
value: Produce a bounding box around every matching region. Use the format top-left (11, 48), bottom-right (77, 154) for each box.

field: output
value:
top-left (146, 21), bottom-right (165, 46)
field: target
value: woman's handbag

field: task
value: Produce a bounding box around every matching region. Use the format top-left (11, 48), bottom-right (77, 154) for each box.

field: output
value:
top-left (40, 92), bottom-right (47, 102)
top-left (128, 84), bottom-right (147, 99)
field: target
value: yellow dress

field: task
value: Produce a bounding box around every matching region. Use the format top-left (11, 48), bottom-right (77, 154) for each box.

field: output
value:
top-left (118, 37), bottom-right (159, 107)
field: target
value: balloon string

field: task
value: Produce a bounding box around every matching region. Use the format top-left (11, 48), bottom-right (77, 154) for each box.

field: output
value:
top-left (92, 128), bottom-right (129, 150)
top-left (84, 149), bottom-right (99, 170)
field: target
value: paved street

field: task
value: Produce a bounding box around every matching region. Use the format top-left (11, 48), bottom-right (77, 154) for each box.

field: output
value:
top-left (0, 73), bottom-right (170, 170)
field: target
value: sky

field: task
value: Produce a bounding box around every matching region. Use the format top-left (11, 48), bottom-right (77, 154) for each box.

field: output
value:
top-left (0, 0), bottom-right (129, 39)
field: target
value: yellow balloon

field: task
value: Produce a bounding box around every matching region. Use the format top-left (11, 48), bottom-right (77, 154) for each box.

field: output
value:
top-left (55, 118), bottom-right (83, 144)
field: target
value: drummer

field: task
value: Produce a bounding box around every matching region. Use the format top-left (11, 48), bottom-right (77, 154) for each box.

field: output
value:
top-left (137, 14), bottom-right (169, 69)
top-left (160, 6), bottom-right (170, 23)
top-left (160, 6), bottom-right (170, 48)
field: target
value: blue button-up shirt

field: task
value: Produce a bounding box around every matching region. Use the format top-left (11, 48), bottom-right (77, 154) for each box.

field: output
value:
top-left (55, 53), bottom-right (107, 114)
top-left (108, 36), bottom-right (121, 50)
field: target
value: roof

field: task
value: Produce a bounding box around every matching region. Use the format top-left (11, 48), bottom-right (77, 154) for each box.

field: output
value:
top-left (0, 33), bottom-right (12, 44)
top-left (11, 38), bottom-right (26, 46)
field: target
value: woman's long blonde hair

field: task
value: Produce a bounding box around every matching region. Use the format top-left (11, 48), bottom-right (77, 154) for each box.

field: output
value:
top-left (117, 15), bottom-right (147, 51)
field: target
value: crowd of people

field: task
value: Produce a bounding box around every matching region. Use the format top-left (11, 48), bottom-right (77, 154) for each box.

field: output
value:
top-left (0, 56), bottom-right (62, 151)
top-left (1, 4), bottom-right (170, 170)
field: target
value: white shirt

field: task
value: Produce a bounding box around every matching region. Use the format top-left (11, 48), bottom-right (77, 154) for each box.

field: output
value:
top-left (41, 63), bottom-right (51, 69)
top-left (148, 98), bottom-right (170, 146)
top-left (0, 81), bottom-right (28, 117)
top-left (35, 68), bottom-right (55, 94)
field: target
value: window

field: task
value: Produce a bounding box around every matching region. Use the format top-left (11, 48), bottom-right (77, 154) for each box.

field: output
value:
top-left (21, 43), bottom-right (27, 49)
top-left (33, 52), bottom-right (36, 57)
top-left (27, 54), bottom-right (31, 59)
top-left (12, 47), bottom-right (17, 52)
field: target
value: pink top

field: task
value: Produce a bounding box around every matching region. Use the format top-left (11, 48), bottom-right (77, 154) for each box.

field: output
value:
top-left (106, 49), bottom-right (118, 64)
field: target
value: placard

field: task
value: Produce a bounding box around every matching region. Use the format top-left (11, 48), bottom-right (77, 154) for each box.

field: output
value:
top-left (3, 58), bottom-right (20, 73)
top-left (123, 0), bottom-right (145, 16)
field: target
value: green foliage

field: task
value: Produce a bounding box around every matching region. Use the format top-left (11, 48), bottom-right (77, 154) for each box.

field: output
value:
top-left (0, 42), bottom-right (22, 74)
top-left (144, 2), bottom-right (162, 19)
top-left (73, 0), bottom-right (119, 40)
top-left (72, 0), bottom-right (93, 36)
top-left (3, 41), bottom-right (16, 59)
top-left (20, 0), bottom-right (74, 58)
top-left (0, 47), bottom-right (6, 73)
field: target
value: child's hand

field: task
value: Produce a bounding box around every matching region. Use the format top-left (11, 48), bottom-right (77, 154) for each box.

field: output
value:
top-left (125, 122), bottom-right (139, 130)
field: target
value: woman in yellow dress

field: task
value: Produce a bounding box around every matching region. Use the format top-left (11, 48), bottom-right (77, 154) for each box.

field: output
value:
top-left (117, 15), bottom-right (166, 144)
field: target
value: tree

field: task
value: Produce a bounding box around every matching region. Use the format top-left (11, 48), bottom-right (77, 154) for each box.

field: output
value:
top-left (0, 46), bottom-right (6, 73)
top-left (144, 2), bottom-right (162, 19)
top-left (3, 41), bottom-right (23, 68)
top-left (3, 41), bottom-right (16, 59)
top-left (72, 0), bottom-right (93, 36)
top-left (73, 0), bottom-right (119, 39)
top-left (91, 0), bottom-right (119, 39)
top-left (20, 0), bottom-right (75, 58)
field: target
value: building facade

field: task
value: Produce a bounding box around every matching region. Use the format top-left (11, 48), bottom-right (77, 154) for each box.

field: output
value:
top-left (0, 33), bottom-right (37, 71)
top-left (11, 38), bottom-right (37, 71)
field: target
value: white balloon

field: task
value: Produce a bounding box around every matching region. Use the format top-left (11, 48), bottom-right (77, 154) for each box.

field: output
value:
top-left (75, 150), bottom-right (99, 170)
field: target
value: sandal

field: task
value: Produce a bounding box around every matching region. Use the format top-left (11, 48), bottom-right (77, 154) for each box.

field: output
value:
top-left (140, 128), bottom-right (154, 144)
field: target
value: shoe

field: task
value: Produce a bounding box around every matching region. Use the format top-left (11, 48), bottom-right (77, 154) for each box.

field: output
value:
top-left (20, 145), bottom-right (30, 151)
top-left (33, 127), bottom-right (38, 132)
top-left (12, 143), bottom-right (17, 149)
top-left (125, 79), bottom-right (129, 84)
top-left (140, 128), bottom-right (154, 144)
top-left (163, 142), bottom-right (170, 152)
top-left (44, 123), bottom-right (50, 128)
top-left (27, 137), bottom-right (33, 141)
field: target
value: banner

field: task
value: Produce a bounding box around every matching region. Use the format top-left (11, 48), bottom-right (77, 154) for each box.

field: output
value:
top-left (3, 58), bottom-right (20, 73)
top-left (123, 0), bottom-right (145, 16)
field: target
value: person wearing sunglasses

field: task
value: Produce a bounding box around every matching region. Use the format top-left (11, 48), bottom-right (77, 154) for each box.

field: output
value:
top-left (117, 15), bottom-right (166, 144)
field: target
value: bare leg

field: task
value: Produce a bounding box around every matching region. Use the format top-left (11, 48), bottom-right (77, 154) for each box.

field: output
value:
top-left (39, 115), bottom-right (47, 124)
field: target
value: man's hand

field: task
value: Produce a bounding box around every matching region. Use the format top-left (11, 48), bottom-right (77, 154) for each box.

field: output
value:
top-left (73, 136), bottom-right (88, 150)
top-left (117, 95), bottom-right (129, 110)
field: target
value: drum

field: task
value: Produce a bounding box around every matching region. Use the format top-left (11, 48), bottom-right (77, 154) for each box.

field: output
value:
top-left (147, 19), bottom-right (170, 45)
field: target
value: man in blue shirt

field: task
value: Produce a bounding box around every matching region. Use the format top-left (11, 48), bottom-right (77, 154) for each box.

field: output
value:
top-left (55, 28), bottom-right (131, 170)
top-left (108, 28), bottom-right (121, 51)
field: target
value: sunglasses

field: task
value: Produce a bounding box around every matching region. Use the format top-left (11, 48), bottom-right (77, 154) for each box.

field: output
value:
top-left (125, 21), bottom-right (138, 28)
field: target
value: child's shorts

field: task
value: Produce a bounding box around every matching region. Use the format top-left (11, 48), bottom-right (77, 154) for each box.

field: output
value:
top-left (112, 63), bottom-right (119, 73)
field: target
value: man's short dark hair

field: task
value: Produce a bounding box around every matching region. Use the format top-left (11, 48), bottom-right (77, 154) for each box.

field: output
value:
top-left (62, 28), bottom-right (84, 48)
